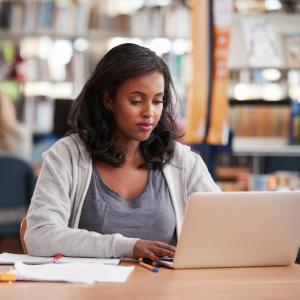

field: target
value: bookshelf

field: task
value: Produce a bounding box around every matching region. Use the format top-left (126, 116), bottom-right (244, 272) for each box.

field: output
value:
top-left (217, 8), bottom-right (300, 190)
top-left (0, 0), bottom-right (191, 136)
top-left (228, 11), bottom-right (300, 143)
top-left (1, 0), bottom-right (299, 188)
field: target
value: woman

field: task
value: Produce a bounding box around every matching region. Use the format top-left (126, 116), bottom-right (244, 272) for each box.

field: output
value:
top-left (25, 43), bottom-right (219, 260)
top-left (0, 92), bottom-right (31, 161)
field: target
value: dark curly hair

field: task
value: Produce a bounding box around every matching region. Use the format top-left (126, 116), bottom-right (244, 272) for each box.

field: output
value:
top-left (69, 43), bottom-right (179, 169)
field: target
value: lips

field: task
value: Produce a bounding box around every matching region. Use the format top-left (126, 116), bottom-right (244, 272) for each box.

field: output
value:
top-left (136, 123), bottom-right (154, 131)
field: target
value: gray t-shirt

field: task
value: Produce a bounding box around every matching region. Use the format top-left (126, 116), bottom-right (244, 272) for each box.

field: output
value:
top-left (79, 166), bottom-right (177, 246)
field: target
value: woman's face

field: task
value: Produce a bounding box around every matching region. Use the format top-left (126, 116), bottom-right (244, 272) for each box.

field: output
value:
top-left (105, 71), bottom-right (165, 144)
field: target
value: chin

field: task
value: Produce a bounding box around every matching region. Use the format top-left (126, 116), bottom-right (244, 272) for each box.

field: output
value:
top-left (136, 136), bottom-right (151, 142)
top-left (134, 132), bottom-right (152, 142)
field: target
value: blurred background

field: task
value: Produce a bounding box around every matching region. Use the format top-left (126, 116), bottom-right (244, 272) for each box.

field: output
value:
top-left (0, 0), bottom-right (300, 253)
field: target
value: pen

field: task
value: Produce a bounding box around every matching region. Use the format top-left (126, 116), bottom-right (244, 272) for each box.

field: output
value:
top-left (53, 253), bottom-right (63, 263)
top-left (0, 273), bottom-right (17, 282)
top-left (22, 253), bottom-right (64, 265)
top-left (138, 261), bottom-right (159, 273)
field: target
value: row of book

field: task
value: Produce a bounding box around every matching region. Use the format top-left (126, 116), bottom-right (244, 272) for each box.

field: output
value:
top-left (217, 169), bottom-right (300, 192)
top-left (0, 1), bottom-right (89, 36)
top-left (0, 39), bottom-right (190, 103)
top-left (0, 0), bottom-right (190, 38)
top-left (129, 4), bottom-right (190, 38)
top-left (21, 57), bottom-right (73, 82)
top-left (242, 171), bottom-right (300, 192)
top-left (0, 41), bottom-right (86, 83)
top-left (230, 105), bottom-right (290, 137)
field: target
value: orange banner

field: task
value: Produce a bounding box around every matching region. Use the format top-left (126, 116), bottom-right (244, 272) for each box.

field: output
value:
top-left (185, 0), bottom-right (233, 145)
top-left (185, 0), bottom-right (209, 144)
top-left (206, 27), bottom-right (231, 145)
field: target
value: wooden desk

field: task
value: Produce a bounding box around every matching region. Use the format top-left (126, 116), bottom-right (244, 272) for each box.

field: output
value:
top-left (1, 263), bottom-right (300, 300)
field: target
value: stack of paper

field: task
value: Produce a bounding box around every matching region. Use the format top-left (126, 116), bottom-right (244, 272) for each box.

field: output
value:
top-left (0, 253), bottom-right (133, 284)
top-left (12, 262), bottom-right (134, 284)
top-left (0, 252), bottom-right (121, 265)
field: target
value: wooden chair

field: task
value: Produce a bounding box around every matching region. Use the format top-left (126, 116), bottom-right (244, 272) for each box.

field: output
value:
top-left (20, 218), bottom-right (28, 254)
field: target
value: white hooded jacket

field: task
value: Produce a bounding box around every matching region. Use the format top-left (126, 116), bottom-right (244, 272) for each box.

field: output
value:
top-left (25, 134), bottom-right (220, 258)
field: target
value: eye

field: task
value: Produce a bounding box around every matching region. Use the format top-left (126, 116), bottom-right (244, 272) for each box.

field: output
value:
top-left (153, 98), bottom-right (164, 105)
top-left (129, 99), bottom-right (142, 105)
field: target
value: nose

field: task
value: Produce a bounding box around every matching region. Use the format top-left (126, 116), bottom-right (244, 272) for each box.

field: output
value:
top-left (142, 103), bottom-right (154, 119)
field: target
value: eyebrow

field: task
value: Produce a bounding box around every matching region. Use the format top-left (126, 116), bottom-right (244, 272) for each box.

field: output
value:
top-left (129, 91), bottom-right (164, 97)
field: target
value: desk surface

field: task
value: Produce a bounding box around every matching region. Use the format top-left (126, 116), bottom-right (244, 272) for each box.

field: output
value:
top-left (1, 263), bottom-right (300, 300)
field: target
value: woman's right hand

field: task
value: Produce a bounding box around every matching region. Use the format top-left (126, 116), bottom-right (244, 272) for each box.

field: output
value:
top-left (133, 240), bottom-right (175, 260)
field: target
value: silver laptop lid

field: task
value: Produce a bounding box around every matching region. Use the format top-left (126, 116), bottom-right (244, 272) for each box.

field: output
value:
top-left (172, 191), bottom-right (300, 269)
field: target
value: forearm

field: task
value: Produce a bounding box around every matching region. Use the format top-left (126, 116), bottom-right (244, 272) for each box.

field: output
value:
top-left (25, 220), bottom-right (138, 258)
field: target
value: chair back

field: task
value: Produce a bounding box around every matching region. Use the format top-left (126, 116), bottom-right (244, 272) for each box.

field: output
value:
top-left (20, 217), bottom-right (28, 254)
top-left (0, 156), bottom-right (36, 236)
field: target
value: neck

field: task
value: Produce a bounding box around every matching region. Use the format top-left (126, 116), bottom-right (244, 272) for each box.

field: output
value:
top-left (115, 139), bottom-right (142, 165)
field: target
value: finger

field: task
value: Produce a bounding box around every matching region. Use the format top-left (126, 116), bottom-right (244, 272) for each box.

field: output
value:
top-left (154, 242), bottom-right (176, 252)
top-left (144, 249), bottom-right (158, 260)
top-left (149, 246), bottom-right (175, 258)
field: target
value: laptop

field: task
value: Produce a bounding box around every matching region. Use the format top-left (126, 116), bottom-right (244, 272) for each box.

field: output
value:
top-left (159, 191), bottom-right (300, 269)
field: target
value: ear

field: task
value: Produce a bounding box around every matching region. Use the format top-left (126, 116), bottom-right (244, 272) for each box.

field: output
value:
top-left (103, 92), bottom-right (113, 110)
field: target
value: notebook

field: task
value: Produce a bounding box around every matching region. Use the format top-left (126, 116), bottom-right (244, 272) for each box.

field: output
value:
top-left (159, 191), bottom-right (300, 269)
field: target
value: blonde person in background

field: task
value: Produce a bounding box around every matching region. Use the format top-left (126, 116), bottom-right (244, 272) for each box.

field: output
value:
top-left (0, 92), bottom-right (31, 161)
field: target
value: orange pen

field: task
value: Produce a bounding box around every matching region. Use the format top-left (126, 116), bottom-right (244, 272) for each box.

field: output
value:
top-left (0, 273), bottom-right (17, 282)
top-left (138, 261), bottom-right (159, 273)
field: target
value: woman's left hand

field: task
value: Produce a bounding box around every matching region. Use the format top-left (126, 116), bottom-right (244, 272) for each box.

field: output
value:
top-left (133, 239), bottom-right (176, 260)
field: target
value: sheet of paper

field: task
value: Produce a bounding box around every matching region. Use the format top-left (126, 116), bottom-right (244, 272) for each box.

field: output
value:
top-left (12, 262), bottom-right (134, 284)
top-left (0, 252), bottom-right (121, 265)
top-left (59, 256), bottom-right (121, 265)
top-left (0, 253), bottom-right (52, 264)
